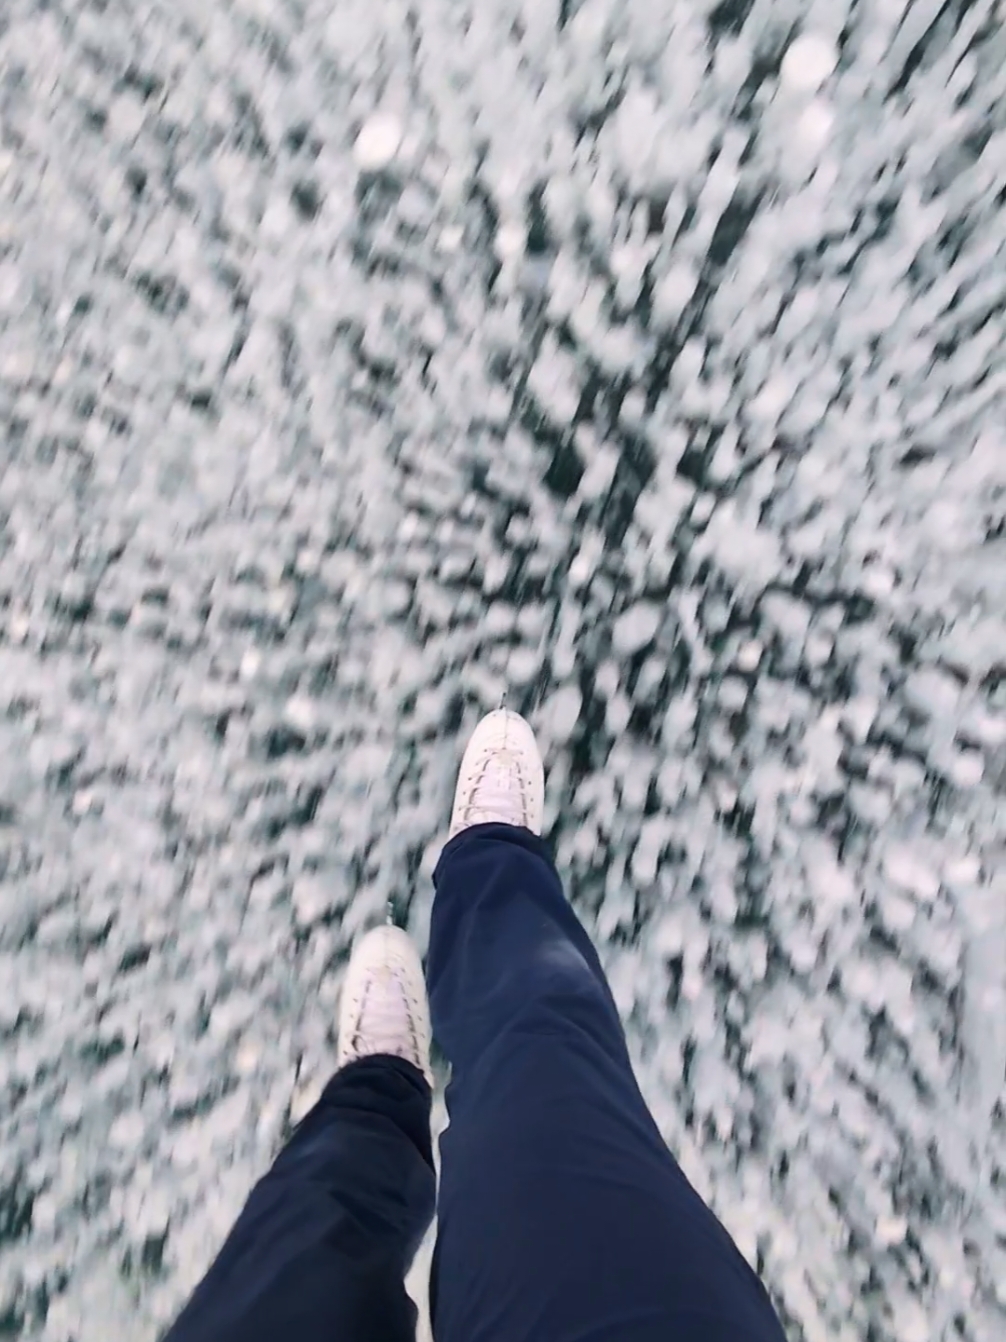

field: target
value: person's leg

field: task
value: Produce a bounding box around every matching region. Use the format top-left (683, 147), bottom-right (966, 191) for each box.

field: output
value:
top-left (428, 820), bottom-right (786, 1342)
top-left (166, 927), bottom-right (436, 1342)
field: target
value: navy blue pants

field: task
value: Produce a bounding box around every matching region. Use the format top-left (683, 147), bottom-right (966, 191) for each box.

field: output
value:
top-left (166, 825), bottom-right (786, 1342)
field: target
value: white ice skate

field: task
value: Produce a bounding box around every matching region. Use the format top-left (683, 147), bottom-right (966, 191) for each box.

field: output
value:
top-left (337, 925), bottom-right (433, 1085)
top-left (449, 708), bottom-right (545, 838)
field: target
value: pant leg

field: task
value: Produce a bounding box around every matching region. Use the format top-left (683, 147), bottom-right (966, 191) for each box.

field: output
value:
top-left (427, 823), bottom-right (786, 1342)
top-left (165, 1055), bottom-right (436, 1342)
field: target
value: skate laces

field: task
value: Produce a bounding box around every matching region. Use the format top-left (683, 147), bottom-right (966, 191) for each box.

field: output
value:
top-left (353, 971), bottom-right (419, 1064)
top-left (465, 755), bottom-right (526, 827)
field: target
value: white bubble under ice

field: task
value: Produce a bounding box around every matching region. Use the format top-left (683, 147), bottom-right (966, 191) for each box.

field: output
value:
top-left (780, 35), bottom-right (838, 94)
top-left (354, 113), bottom-right (403, 170)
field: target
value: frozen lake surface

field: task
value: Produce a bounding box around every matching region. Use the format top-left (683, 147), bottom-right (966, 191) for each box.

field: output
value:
top-left (0, 1), bottom-right (1004, 1338)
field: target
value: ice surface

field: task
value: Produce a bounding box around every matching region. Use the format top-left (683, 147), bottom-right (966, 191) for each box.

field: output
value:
top-left (0, 0), bottom-right (1003, 1339)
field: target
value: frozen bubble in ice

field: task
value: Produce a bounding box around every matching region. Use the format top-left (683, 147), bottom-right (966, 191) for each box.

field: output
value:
top-left (862, 565), bottom-right (896, 598)
top-left (496, 221), bottom-right (526, 259)
top-left (736, 640), bottom-right (763, 672)
top-left (947, 750), bottom-right (984, 788)
top-left (109, 1110), bottom-right (145, 1150)
top-left (568, 547), bottom-right (596, 589)
top-left (507, 646), bottom-right (541, 686)
top-left (31, 1192), bottom-right (57, 1233)
top-left (542, 684), bottom-right (582, 741)
top-left (284, 696), bottom-right (317, 734)
top-left (293, 876), bottom-right (330, 929)
top-left (439, 224), bottom-right (464, 253)
top-left (653, 262), bottom-right (698, 325)
top-left (883, 893), bottom-right (917, 933)
top-left (748, 376), bottom-right (793, 424)
top-left (780, 35), bottom-right (837, 93)
top-left (798, 101), bottom-right (835, 150)
top-left (943, 854), bottom-right (980, 885)
top-left (613, 603), bottom-right (662, 657)
top-left (240, 649), bottom-right (261, 680)
top-left (236, 1040), bottom-right (262, 1076)
top-left (884, 846), bottom-right (939, 902)
top-left (354, 113), bottom-right (403, 170)
top-left (896, 1300), bottom-right (929, 1342)
top-left (875, 1214), bottom-right (909, 1248)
